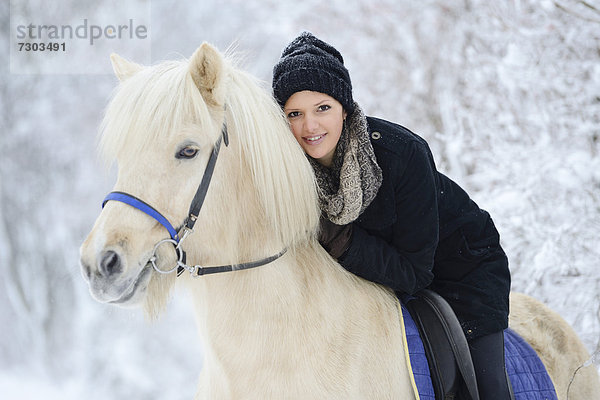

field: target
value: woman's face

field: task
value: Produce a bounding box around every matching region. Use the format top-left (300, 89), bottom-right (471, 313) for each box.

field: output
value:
top-left (284, 91), bottom-right (346, 167)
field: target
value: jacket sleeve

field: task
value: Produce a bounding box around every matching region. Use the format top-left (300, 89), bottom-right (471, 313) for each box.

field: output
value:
top-left (338, 142), bottom-right (438, 295)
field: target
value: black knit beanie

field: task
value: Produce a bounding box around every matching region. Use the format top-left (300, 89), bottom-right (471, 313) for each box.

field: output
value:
top-left (272, 32), bottom-right (354, 113)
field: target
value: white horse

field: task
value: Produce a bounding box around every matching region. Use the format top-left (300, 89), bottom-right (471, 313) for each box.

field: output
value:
top-left (80, 42), bottom-right (600, 399)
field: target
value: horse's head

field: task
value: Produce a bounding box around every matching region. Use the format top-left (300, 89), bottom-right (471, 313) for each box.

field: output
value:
top-left (80, 43), bottom-right (319, 316)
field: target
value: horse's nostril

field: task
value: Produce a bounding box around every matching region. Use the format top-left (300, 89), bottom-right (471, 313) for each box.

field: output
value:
top-left (99, 250), bottom-right (123, 277)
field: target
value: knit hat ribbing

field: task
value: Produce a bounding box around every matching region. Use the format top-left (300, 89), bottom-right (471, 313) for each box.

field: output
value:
top-left (272, 32), bottom-right (354, 113)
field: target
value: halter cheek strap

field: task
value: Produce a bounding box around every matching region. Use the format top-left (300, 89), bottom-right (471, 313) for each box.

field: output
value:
top-left (182, 132), bottom-right (224, 232)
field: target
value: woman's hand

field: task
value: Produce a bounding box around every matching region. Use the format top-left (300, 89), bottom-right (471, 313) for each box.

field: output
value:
top-left (318, 216), bottom-right (353, 259)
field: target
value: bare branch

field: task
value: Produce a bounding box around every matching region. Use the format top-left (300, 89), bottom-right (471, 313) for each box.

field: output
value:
top-left (554, 1), bottom-right (600, 23)
top-left (580, 0), bottom-right (600, 14)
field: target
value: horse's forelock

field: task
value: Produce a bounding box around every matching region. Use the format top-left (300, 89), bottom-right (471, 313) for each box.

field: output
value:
top-left (99, 59), bottom-right (214, 166)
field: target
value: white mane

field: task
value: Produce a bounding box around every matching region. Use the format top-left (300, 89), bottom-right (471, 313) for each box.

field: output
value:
top-left (99, 53), bottom-right (320, 262)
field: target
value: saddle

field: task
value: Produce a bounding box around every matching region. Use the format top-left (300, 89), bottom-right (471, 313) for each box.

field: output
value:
top-left (405, 289), bottom-right (480, 400)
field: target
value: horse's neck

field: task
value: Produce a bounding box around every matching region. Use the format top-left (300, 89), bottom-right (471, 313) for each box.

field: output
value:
top-left (188, 242), bottom-right (356, 366)
top-left (190, 241), bottom-right (333, 338)
top-left (188, 241), bottom-right (413, 399)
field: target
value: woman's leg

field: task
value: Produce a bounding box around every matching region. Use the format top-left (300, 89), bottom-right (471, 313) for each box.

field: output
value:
top-left (468, 330), bottom-right (514, 400)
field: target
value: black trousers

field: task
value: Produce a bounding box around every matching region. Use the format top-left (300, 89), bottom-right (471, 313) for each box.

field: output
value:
top-left (468, 330), bottom-right (514, 400)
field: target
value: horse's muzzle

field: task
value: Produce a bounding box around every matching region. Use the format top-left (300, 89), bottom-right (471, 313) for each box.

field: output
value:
top-left (79, 244), bottom-right (152, 305)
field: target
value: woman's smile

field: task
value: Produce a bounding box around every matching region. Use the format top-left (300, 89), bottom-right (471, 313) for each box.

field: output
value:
top-left (303, 133), bottom-right (327, 144)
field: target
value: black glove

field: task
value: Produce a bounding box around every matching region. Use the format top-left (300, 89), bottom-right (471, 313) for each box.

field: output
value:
top-left (318, 215), bottom-right (353, 260)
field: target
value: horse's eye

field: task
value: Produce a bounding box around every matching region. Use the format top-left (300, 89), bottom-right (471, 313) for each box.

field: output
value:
top-left (176, 147), bottom-right (199, 159)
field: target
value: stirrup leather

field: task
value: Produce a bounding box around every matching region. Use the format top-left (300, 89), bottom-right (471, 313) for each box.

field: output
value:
top-left (406, 289), bottom-right (480, 400)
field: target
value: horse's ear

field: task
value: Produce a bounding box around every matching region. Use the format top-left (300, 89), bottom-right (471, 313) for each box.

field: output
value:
top-left (189, 42), bottom-right (226, 108)
top-left (110, 53), bottom-right (143, 81)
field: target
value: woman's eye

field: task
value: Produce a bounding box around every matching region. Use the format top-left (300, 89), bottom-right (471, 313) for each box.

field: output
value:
top-left (287, 111), bottom-right (300, 118)
top-left (176, 147), bottom-right (199, 159)
top-left (317, 104), bottom-right (331, 112)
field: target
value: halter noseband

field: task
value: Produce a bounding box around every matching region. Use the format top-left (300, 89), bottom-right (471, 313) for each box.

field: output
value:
top-left (103, 191), bottom-right (181, 241)
top-left (101, 122), bottom-right (286, 276)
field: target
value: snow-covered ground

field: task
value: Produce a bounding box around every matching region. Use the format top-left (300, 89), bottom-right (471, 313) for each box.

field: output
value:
top-left (1, 0), bottom-right (599, 398)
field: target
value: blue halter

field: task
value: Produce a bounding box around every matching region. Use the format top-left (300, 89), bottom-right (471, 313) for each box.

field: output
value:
top-left (102, 191), bottom-right (180, 241)
top-left (99, 123), bottom-right (286, 276)
top-left (102, 127), bottom-right (228, 244)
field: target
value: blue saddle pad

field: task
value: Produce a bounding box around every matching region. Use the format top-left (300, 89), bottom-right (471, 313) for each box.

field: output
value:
top-left (401, 303), bottom-right (557, 400)
top-left (504, 328), bottom-right (558, 400)
top-left (401, 303), bottom-right (436, 399)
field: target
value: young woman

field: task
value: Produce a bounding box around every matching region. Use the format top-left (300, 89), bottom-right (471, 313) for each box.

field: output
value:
top-left (272, 32), bottom-right (513, 399)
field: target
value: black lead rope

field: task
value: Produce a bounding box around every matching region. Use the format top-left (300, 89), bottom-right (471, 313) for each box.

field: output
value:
top-left (188, 248), bottom-right (287, 276)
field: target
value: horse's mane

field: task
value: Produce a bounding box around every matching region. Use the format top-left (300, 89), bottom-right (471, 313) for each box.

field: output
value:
top-left (99, 53), bottom-right (320, 251)
top-left (224, 66), bottom-right (321, 248)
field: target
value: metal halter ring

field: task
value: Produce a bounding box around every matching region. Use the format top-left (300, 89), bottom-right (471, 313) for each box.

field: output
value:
top-left (149, 238), bottom-right (184, 274)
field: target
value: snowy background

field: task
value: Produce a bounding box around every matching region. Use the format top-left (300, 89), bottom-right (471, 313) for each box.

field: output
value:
top-left (1, 0), bottom-right (599, 398)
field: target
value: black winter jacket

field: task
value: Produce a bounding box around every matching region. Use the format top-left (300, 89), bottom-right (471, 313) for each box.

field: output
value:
top-left (338, 117), bottom-right (511, 340)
